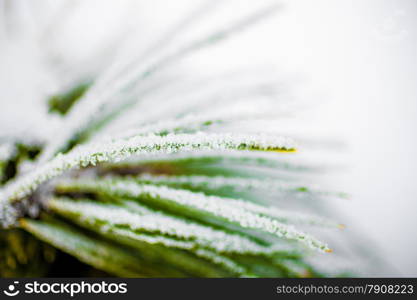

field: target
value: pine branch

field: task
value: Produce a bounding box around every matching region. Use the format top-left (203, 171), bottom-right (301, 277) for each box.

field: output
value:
top-left (0, 0), bottom-right (367, 278)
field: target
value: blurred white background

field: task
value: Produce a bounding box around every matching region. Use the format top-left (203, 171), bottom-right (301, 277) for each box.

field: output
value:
top-left (1, 0), bottom-right (416, 276)
top-left (269, 0), bottom-right (417, 276)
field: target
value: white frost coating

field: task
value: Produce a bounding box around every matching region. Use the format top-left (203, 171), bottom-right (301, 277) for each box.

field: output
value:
top-left (56, 179), bottom-right (330, 252)
top-left (131, 174), bottom-right (341, 228)
top-left (101, 69), bottom-right (287, 138)
top-left (94, 226), bottom-right (249, 275)
top-left (112, 149), bottom-right (321, 173)
top-left (49, 198), bottom-right (288, 256)
top-left (0, 132), bottom-right (294, 206)
top-left (194, 248), bottom-right (248, 275)
top-left (99, 112), bottom-right (225, 141)
top-left (136, 173), bottom-right (337, 197)
top-left (39, 3), bottom-right (281, 162)
top-left (136, 174), bottom-right (304, 191)
top-left (101, 96), bottom-right (287, 141)
top-left (0, 0), bottom-right (347, 277)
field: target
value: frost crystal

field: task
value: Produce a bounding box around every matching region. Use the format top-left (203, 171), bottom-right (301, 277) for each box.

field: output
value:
top-left (0, 0), bottom-right (356, 278)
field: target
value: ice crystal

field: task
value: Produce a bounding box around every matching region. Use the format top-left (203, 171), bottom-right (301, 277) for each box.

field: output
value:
top-left (0, 0), bottom-right (362, 278)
